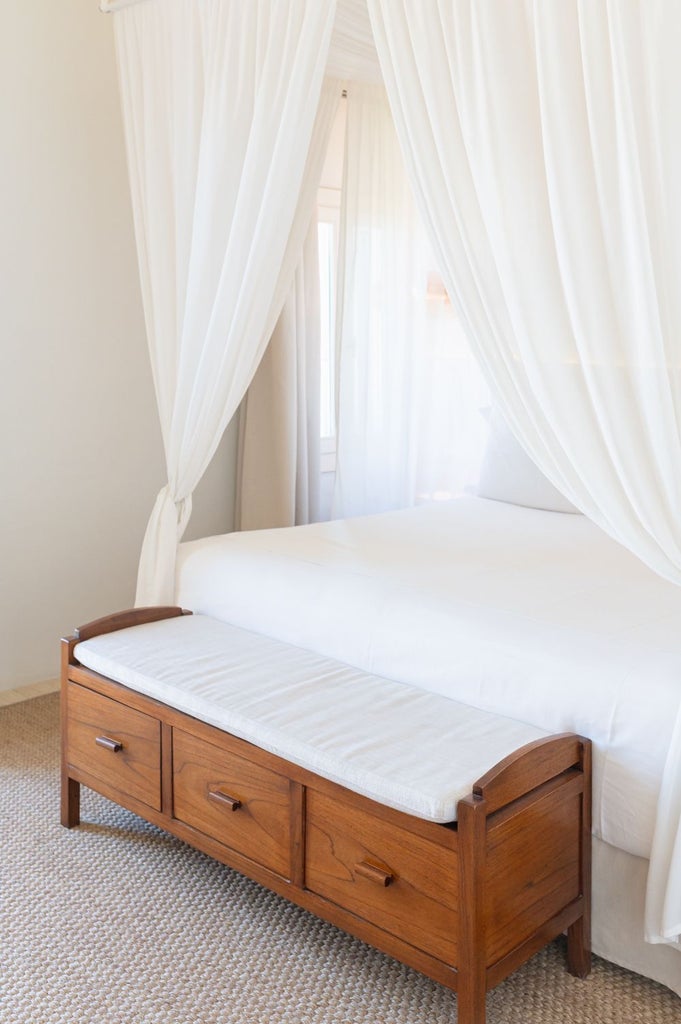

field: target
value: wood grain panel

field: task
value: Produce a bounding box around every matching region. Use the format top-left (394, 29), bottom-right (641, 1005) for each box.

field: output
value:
top-left (66, 681), bottom-right (161, 810)
top-left (473, 734), bottom-right (582, 814)
top-left (484, 786), bottom-right (581, 965)
top-left (73, 606), bottom-right (190, 642)
top-left (173, 729), bottom-right (291, 878)
top-left (305, 788), bottom-right (458, 964)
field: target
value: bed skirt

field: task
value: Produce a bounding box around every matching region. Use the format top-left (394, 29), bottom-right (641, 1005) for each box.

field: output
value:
top-left (592, 839), bottom-right (681, 997)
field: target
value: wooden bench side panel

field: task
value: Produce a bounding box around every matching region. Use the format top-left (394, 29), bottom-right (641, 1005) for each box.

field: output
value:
top-left (458, 734), bottom-right (591, 994)
top-left (483, 778), bottom-right (583, 966)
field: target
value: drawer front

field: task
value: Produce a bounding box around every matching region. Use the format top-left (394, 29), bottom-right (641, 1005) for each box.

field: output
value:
top-left (305, 790), bottom-right (458, 964)
top-left (67, 682), bottom-right (161, 810)
top-left (172, 729), bottom-right (291, 878)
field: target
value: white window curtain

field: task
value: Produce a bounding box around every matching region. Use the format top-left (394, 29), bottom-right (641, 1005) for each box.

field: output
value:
top-left (111, 0), bottom-right (337, 605)
top-left (367, 0), bottom-right (681, 944)
top-left (236, 217), bottom-right (326, 531)
top-left (333, 83), bottom-right (489, 519)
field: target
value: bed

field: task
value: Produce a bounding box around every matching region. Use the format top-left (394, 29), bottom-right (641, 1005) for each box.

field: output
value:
top-left (172, 494), bottom-right (681, 997)
top-left (61, 492), bottom-right (681, 1007)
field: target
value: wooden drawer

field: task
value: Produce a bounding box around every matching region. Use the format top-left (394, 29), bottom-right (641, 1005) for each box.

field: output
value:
top-left (66, 681), bottom-right (161, 810)
top-left (172, 729), bottom-right (291, 878)
top-left (305, 789), bottom-right (458, 964)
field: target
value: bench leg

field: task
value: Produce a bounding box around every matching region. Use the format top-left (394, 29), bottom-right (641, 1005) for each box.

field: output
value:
top-left (61, 774), bottom-right (80, 828)
top-left (568, 742), bottom-right (591, 980)
top-left (458, 796), bottom-right (487, 1023)
top-left (457, 970), bottom-right (486, 1024)
top-left (567, 915), bottom-right (591, 979)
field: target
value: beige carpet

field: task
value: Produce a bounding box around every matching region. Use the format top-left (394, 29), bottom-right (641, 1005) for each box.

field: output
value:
top-left (2, 694), bottom-right (679, 1024)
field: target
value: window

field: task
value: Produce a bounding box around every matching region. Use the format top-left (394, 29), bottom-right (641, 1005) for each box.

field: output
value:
top-left (328, 85), bottom-right (490, 518)
top-left (317, 187), bottom-right (341, 473)
top-left (316, 97), bottom-right (346, 478)
top-left (317, 216), bottom-right (337, 442)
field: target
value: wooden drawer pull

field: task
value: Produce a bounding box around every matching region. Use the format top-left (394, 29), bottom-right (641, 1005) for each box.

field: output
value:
top-left (95, 735), bottom-right (123, 753)
top-left (208, 789), bottom-right (242, 812)
top-left (355, 860), bottom-right (394, 887)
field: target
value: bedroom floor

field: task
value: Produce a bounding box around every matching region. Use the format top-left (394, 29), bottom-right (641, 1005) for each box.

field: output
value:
top-left (0, 677), bottom-right (58, 707)
top-left (3, 693), bottom-right (679, 1024)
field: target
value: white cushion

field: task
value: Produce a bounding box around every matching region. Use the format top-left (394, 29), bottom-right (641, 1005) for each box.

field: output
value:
top-left (476, 407), bottom-right (579, 513)
top-left (75, 614), bottom-right (547, 824)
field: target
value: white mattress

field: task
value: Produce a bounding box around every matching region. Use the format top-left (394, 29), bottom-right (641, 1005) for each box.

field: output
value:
top-left (175, 496), bottom-right (681, 944)
top-left (74, 614), bottom-right (547, 823)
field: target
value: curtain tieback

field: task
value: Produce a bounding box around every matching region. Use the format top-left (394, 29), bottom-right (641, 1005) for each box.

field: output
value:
top-left (152, 484), bottom-right (193, 539)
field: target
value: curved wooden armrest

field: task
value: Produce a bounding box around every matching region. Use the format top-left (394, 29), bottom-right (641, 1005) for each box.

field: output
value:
top-left (72, 606), bottom-right (192, 643)
top-left (472, 733), bottom-right (590, 815)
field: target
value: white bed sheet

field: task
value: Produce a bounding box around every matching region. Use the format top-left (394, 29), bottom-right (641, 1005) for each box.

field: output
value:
top-left (176, 496), bottom-right (681, 944)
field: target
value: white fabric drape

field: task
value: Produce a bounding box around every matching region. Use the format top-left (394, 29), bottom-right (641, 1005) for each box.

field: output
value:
top-left (333, 84), bottom-right (489, 518)
top-left (368, 0), bottom-right (681, 585)
top-left (367, 0), bottom-right (681, 944)
top-left (112, 0), bottom-right (337, 605)
top-left (236, 220), bottom-right (325, 531)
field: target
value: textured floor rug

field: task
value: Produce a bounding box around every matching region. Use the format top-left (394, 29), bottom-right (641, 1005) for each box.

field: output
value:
top-left (2, 693), bottom-right (679, 1024)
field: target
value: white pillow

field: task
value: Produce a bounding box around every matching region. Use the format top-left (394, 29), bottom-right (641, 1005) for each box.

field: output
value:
top-left (475, 408), bottom-right (579, 514)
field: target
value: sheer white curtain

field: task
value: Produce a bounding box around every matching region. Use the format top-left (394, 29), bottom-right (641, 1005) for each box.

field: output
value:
top-left (111, 0), bottom-right (337, 605)
top-left (367, 0), bottom-right (681, 944)
top-left (333, 83), bottom-right (489, 518)
top-left (236, 220), bottom-right (325, 531)
top-left (368, 0), bottom-right (681, 585)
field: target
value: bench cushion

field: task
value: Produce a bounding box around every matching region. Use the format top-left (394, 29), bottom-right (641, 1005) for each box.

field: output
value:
top-left (74, 614), bottom-right (547, 823)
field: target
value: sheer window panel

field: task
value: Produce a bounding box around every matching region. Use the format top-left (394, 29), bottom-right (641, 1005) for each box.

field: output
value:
top-left (333, 83), bottom-right (489, 519)
top-left (317, 210), bottom-right (339, 450)
top-left (413, 280), bottom-right (490, 504)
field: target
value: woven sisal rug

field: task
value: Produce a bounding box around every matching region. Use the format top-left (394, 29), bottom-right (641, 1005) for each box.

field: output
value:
top-left (1, 693), bottom-right (679, 1024)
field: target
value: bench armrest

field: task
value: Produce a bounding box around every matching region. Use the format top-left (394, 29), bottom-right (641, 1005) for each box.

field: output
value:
top-left (472, 733), bottom-right (590, 815)
top-left (73, 606), bottom-right (191, 643)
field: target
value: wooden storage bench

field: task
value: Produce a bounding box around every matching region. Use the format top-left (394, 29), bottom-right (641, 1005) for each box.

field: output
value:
top-left (61, 607), bottom-right (591, 1024)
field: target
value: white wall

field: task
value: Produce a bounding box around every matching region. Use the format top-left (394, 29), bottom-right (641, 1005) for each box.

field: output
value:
top-left (0, 0), bottom-right (237, 692)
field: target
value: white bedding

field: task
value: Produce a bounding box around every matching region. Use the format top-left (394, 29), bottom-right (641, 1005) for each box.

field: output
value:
top-left (176, 496), bottom-right (681, 944)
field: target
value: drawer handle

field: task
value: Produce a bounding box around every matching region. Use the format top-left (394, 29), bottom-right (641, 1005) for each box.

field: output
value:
top-left (95, 735), bottom-right (123, 753)
top-left (208, 789), bottom-right (242, 812)
top-left (355, 860), bottom-right (394, 887)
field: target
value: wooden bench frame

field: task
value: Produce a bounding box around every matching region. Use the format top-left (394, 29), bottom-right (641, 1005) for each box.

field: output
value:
top-left (61, 607), bottom-right (591, 1024)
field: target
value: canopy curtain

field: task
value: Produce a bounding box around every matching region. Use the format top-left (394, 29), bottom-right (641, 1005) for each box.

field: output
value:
top-left (367, 0), bottom-right (681, 944)
top-left (368, 0), bottom-right (681, 585)
top-left (333, 83), bottom-right (489, 518)
top-left (236, 217), bottom-right (326, 531)
top-left (111, 0), bottom-right (337, 605)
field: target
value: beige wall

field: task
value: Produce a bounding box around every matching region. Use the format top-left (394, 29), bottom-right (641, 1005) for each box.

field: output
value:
top-left (0, 0), bottom-right (237, 691)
